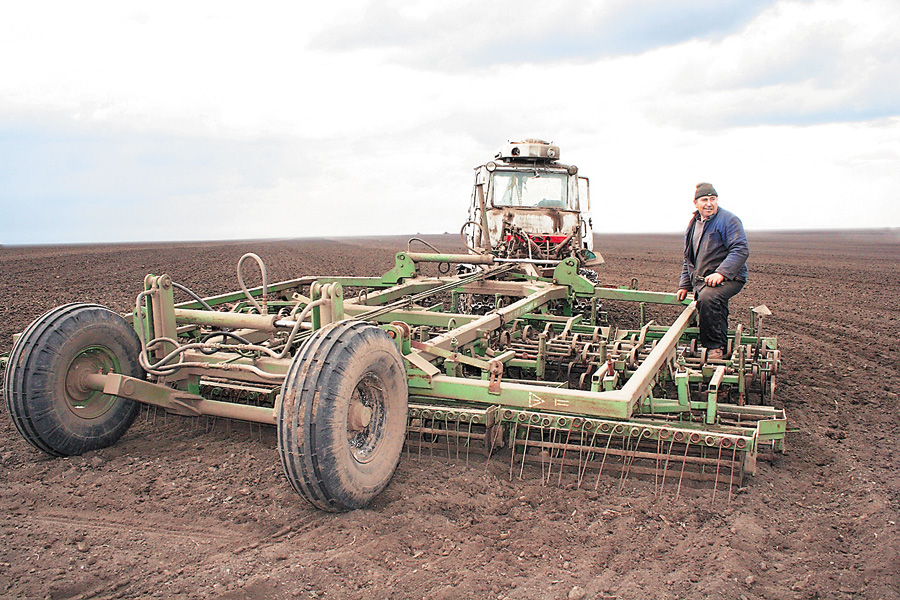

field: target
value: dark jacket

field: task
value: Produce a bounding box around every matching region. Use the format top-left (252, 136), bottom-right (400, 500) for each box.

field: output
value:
top-left (679, 207), bottom-right (749, 290)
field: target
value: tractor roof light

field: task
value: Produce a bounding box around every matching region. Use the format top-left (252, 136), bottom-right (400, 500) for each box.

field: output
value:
top-left (497, 140), bottom-right (560, 162)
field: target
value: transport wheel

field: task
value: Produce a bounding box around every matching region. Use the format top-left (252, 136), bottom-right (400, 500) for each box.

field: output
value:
top-left (4, 303), bottom-right (143, 457)
top-left (278, 321), bottom-right (408, 512)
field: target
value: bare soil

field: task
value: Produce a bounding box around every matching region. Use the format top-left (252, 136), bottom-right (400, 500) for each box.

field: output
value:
top-left (1, 230), bottom-right (898, 600)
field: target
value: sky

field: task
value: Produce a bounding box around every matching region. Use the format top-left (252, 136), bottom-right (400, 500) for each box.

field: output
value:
top-left (1, 0), bottom-right (898, 245)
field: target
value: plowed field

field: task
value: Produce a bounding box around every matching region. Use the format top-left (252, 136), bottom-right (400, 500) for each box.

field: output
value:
top-left (1, 230), bottom-right (897, 600)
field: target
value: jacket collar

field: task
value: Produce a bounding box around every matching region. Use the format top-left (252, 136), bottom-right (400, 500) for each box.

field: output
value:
top-left (693, 209), bottom-right (721, 223)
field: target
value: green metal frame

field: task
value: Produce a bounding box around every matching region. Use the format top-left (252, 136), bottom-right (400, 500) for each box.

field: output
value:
top-left (110, 251), bottom-right (785, 469)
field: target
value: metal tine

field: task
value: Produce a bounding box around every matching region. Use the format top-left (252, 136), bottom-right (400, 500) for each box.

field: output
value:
top-left (257, 398), bottom-right (264, 442)
top-left (420, 418), bottom-right (429, 461)
top-left (617, 435), bottom-right (630, 490)
top-left (573, 426), bottom-right (586, 485)
top-left (712, 444), bottom-right (724, 505)
top-left (577, 427), bottom-right (601, 489)
top-left (455, 415), bottom-right (463, 461)
top-left (557, 423), bottom-right (575, 487)
top-left (540, 424), bottom-right (550, 486)
top-left (540, 427), bottom-right (550, 486)
top-left (618, 434), bottom-right (639, 491)
top-left (546, 426), bottom-right (563, 487)
top-left (445, 415), bottom-right (452, 459)
top-left (403, 416), bottom-right (409, 458)
top-left (428, 419), bottom-right (438, 462)
top-left (675, 438), bottom-right (691, 501)
top-left (654, 437), bottom-right (662, 496)
top-left (659, 437), bottom-right (676, 496)
top-left (458, 415), bottom-right (466, 462)
top-left (465, 418), bottom-right (474, 467)
top-left (403, 421), bottom-right (409, 459)
top-left (404, 416), bottom-right (413, 461)
top-left (593, 432), bottom-right (616, 491)
top-left (508, 421), bottom-right (519, 480)
top-left (416, 418), bottom-right (424, 462)
top-left (546, 428), bottom-right (559, 486)
top-left (517, 422), bottom-right (532, 481)
top-left (727, 445), bottom-right (738, 504)
top-left (452, 415), bottom-right (459, 461)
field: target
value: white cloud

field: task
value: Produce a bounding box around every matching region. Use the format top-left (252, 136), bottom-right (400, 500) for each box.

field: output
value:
top-left (642, 0), bottom-right (900, 126)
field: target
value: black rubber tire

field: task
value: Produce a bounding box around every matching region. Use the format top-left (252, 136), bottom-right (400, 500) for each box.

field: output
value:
top-left (278, 321), bottom-right (408, 512)
top-left (4, 303), bottom-right (143, 457)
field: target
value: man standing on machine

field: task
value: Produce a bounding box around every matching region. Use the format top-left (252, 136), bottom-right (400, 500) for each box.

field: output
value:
top-left (676, 182), bottom-right (749, 359)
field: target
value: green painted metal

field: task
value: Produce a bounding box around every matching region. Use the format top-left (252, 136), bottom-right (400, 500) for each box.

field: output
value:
top-left (344, 305), bottom-right (481, 328)
top-left (93, 250), bottom-right (786, 487)
top-left (405, 252), bottom-right (496, 265)
top-left (552, 257), bottom-right (595, 294)
top-left (411, 374), bottom-right (633, 419)
top-left (172, 308), bottom-right (279, 331)
top-left (592, 287), bottom-right (686, 305)
top-left (145, 275), bottom-right (179, 361)
top-left (381, 252), bottom-right (417, 284)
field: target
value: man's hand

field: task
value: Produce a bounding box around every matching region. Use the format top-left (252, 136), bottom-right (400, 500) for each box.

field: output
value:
top-left (677, 288), bottom-right (689, 301)
top-left (704, 272), bottom-right (725, 286)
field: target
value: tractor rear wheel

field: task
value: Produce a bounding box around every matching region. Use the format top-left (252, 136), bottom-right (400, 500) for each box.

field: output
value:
top-left (277, 321), bottom-right (408, 512)
top-left (4, 303), bottom-right (143, 456)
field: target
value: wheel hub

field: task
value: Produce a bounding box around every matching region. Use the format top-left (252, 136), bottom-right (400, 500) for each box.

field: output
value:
top-left (347, 372), bottom-right (386, 464)
top-left (348, 402), bottom-right (373, 431)
top-left (63, 346), bottom-right (119, 419)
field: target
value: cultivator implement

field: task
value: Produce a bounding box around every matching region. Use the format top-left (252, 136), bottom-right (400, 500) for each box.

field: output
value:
top-left (4, 248), bottom-right (786, 512)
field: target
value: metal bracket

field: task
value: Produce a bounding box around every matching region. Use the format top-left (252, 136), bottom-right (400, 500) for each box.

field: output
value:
top-left (706, 365), bottom-right (726, 424)
top-left (552, 257), bottom-right (595, 295)
top-left (488, 360), bottom-right (503, 395)
top-left (89, 373), bottom-right (276, 423)
top-left (381, 252), bottom-right (417, 284)
top-left (96, 373), bottom-right (205, 416)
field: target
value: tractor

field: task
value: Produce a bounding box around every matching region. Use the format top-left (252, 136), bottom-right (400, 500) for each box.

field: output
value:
top-left (464, 139), bottom-right (601, 268)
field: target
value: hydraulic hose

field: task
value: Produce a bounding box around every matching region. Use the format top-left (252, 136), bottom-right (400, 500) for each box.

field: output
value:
top-left (237, 253), bottom-right (268, 315)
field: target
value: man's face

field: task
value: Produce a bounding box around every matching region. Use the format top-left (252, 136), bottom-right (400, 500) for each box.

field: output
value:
top-left (693, 195), bottom-right (718, 219)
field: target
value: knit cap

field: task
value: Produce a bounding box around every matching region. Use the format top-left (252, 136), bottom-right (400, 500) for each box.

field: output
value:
top-left (695, 182), bottom-right (717, 199)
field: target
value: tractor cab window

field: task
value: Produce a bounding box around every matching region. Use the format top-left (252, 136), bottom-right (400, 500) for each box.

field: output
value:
top-left (491, 171), bottom-right (570, 209)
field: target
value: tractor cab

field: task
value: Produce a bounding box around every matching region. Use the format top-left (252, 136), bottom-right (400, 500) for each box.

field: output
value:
top-left (464, 139), bottom-right (602, 267)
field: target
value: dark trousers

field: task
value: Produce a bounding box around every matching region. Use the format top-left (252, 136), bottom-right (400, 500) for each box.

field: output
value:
top-left (693, 279), bottom-right (745, 350)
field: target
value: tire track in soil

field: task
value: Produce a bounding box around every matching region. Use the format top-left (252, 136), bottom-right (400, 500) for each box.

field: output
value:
top-left (5, 509), bottom-right (330, 600)
top-left (13, 511), bottom-right (243, 544)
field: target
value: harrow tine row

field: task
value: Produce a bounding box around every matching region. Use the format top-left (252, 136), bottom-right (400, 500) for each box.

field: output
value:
top-left (403, 404), bottom-right (748, 503)
top-left (404, 407), bottom-right (501, 468)
top-left (506, 431), bottom-right (744, 502)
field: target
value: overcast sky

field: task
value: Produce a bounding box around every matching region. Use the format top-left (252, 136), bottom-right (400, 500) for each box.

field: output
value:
top-left (1, 0), bottom-right (898, 245)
